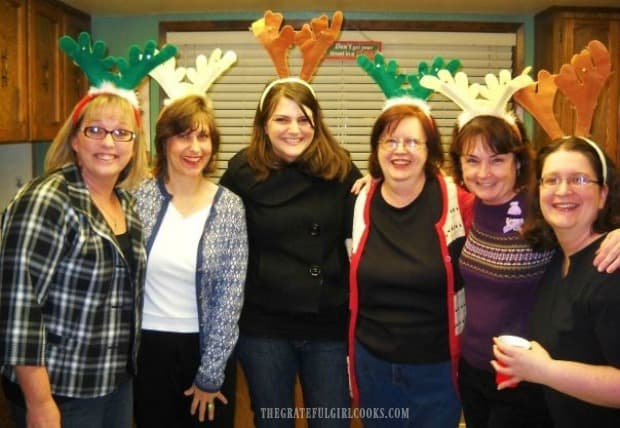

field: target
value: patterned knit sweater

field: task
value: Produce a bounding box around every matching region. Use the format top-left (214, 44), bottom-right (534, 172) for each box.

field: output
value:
top-left (133, 178), bottom-right (248, 391)
top-left (459, 191), bottom-right (554, 370)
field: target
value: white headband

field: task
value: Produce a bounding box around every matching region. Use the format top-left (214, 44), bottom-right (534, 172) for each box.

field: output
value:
top-left (577, 137), bottom-right (608, 183)
top-left (259, 77), bottom-right (317, 111)
top-left (382, 96), bottom-right (432, 117)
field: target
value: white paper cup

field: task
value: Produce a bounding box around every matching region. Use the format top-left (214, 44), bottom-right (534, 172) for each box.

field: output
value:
top-left (498, 335), bottom-right (531, 349)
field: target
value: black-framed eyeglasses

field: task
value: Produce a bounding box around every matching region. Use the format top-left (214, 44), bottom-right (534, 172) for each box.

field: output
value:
top-left (380, 137), bottom-right (426, 152)
top-left (539, 174), bottom-right (600, 189)
top-left (82, 126), bottom-right (136, 143)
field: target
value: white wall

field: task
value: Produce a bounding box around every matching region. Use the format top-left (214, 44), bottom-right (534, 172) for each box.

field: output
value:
top-left (0, 143), bottom-right (32, 211)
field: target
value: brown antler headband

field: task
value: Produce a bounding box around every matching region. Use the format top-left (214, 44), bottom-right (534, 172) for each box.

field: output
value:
top-left (251, 10), bottom-right (343, 109)
top-left (514, 40), bottom-right (612, 181)
top-left (513, 40), bottom-right (611, 140)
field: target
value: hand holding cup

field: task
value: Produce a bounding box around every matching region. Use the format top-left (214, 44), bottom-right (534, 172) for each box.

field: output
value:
top-left (493, 335), bottom-right (531, 388)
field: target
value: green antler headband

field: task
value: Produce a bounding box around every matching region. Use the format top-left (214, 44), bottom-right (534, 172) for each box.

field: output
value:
top-left (357, 53), bottom-right (461, 100)
top-left (357, 52), bottom-right (461, 113)
top-left (59, 32), bottom-right (177, 124)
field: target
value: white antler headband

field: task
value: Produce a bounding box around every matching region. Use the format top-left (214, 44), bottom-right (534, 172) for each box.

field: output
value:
top-left (149, 48), bottom-right (237, 105)
top-left (421, 67), bottom-right (533, 128)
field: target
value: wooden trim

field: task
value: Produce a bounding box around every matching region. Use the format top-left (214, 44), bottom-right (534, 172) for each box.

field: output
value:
top-left (535, 6), bottom-right (620, 20)
top-left (159, 19), bottom-right (525, 71)
top-left (160, 19), bottom-right (522, 33)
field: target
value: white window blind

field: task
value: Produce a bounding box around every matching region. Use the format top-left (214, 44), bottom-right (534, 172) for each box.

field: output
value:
top-left (165, 29), bottom-right (516, 179)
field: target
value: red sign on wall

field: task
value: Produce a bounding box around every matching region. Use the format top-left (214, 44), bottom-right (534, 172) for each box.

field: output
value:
top-left (326, 41), bottom-right (382, 60)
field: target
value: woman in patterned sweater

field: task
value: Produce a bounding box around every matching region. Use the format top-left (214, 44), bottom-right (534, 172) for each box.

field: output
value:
top-left (450, 115), bottom-right (620, 428)
top-left (133, 95), bottom-right (248, 427)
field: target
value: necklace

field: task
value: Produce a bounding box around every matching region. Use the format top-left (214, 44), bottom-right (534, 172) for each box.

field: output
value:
top-left (92, 196), bottom-right (123, 232)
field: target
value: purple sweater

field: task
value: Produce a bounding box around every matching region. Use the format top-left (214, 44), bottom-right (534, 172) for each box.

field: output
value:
top-left (459, 192), bottom-right (553, 370)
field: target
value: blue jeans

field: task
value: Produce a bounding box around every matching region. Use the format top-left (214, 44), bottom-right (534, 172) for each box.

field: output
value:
top-left (355, 341), bottom-right (461, 428)
top-left (8, 380), bottom-right (133, 428)
top-left (237, 335), bottom-right (350, 428)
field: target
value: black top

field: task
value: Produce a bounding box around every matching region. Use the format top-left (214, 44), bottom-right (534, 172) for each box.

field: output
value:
top-left (356, 176), bottom-right (448, 363)
top-left (220, 149), bottom-right (361, 340)
top-left (531, 235), bottom-right (620, 427)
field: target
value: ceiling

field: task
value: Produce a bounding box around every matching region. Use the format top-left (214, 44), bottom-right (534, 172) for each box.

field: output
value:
top-left (62, 0), bottom-right (619, 16)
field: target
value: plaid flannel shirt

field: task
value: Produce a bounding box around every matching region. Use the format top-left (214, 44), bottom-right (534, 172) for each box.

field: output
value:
top-left (0, 164), bottom-right (146, 398)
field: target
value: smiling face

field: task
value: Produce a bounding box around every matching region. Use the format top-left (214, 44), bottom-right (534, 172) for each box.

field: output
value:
top-left (71, 104), bottom-right (135, 188)
top-left (265, 97), bottom-right (315, 163)
top-left (460, 136), bottom-right (519, 205)
top-left (378, 116), bottom-right (428, 186)
top-left (166, 125), bottom-right (212, 180)
top-left (539, 149), bottom-right (608, 244)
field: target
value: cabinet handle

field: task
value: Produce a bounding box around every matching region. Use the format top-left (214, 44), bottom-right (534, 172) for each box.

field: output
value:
top-left (42, 60), bottom-right (49, 91)
top-left (1, 49), bottom-right (8, 87)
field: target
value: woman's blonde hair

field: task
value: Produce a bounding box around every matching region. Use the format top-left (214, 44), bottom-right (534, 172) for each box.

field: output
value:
top-left (45, 93), bottom-right (148, 189)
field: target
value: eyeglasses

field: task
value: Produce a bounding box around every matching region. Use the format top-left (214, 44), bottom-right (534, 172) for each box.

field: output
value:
top-left (380, 137), bottom-right (426, 152)
top-left (82, 126), bottom-right (136, 142)
top-left (539, 174), bottom-right (600, 189)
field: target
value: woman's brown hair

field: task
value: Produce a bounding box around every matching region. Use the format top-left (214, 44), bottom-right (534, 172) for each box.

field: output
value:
top-left (367, 103), bottom-right (443, 179)
top-left (152, 95), bottom-right (220, 180)
top-left (247, 80), bottom-right (352, 182)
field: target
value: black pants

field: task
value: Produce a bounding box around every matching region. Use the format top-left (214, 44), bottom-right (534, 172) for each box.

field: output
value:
top-left (134, 330), bottom-right (236, 428)
top-left (458, 358), bottom-right (553, 428)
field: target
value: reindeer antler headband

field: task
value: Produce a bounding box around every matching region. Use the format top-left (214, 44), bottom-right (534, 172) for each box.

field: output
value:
top-left (148, 48), bottom-right (237, 106)
top-left (59, 32), bottom-right (177, 126)
top-left (513, 40), bottom-right (611, 181)
top-left (252, 10), bottom-right (343, 110)
top-left (420, 66), bottom-right (534, 130)
top-left (512, 40), bottom-right (611, 180)
top-left (357, 52), bottom-right (461, 115)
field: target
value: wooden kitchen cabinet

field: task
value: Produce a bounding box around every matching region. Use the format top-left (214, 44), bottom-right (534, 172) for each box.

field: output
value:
top-left (534, 7), bottom-right (620, 165)
top-left (0, 0), bottom-right (28, 142)
top-left (28, 0), bottom-right (64, 141)
top-left (0, 0), bottom-right (89, 143)
top-left (61, 8), bottom-right (91, 123)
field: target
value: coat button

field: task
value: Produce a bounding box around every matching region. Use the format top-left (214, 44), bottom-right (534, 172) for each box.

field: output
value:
top-left (309, 265), bottom-right (321, 277)
top-left (309, 223), bottom-right (321, 236)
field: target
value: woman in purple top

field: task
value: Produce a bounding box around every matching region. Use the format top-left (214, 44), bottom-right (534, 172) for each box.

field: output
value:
top-left (449, 115), bottom-right (620, 428)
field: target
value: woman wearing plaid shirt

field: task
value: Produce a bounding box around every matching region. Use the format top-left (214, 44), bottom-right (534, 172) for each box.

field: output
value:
top-left (0, 93), bottom-right (148, 428)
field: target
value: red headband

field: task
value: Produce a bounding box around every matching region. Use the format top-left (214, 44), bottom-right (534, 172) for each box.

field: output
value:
top-left (71, 93), bottom-right (142, 128)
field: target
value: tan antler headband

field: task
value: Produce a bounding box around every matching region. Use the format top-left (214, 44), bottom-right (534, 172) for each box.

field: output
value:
top-left (149, 48), bottom-right (237, 106)
top-left (513, 39), bottom-right (612, 181)
top-left (513, 40), bottom-right (611, 140)
top-left (252, 10), bottom-right (343, 109)
top-left (420, 67), bottom-right (534, 129)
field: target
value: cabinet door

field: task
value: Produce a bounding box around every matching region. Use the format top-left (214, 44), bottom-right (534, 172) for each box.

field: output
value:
top-left (0, 0), bottom-right (28, 142)
top-left (535, 9), bottom-right (620, 164)
top-left (559, 16), bottom-right (620, 164)
top-left (28, 0), bottom-right (64, 141)
top-left (62, 10), bottom-right (91, 119)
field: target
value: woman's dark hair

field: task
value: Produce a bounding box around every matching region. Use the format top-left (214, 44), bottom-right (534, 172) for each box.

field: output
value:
top-left (152, 95), bottom-right (220, 180)
top-left (247, 80), bottom-right (352, 182)
top-left (523, 136), bottom-right (620, 251)
top-left (367, 103), bottom-right (443, 179)
top-left (449, 115), bottom-right (534, 191)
